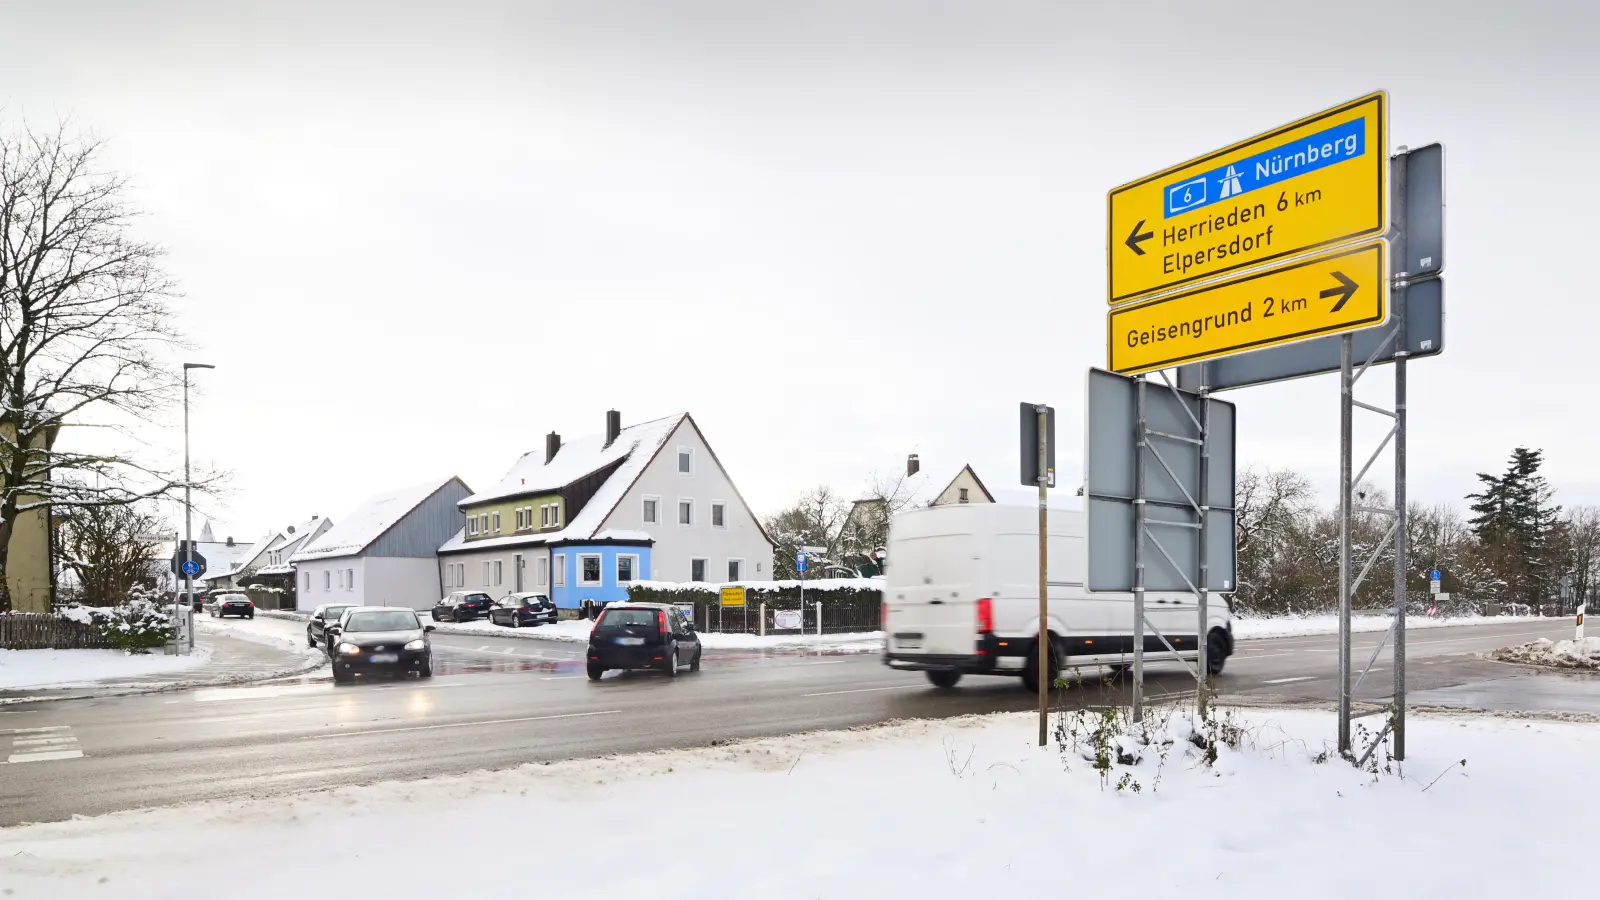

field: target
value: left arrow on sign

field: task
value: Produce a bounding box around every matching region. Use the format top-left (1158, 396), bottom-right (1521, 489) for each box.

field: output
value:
top-left (1124, 220), bottom-right (1153, 256)
top-left (1320, 271), bottom-right (1359, 312)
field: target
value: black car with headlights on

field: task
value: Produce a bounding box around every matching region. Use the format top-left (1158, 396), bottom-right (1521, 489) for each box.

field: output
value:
top-left (586, 603), bottom-right (701, 680)
top-left (325, 607), bottom-right (436, 684)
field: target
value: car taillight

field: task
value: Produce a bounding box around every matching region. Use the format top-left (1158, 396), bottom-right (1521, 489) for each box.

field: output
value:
top-left (976, 598), bottom-right (994, 634)
top-left (657, 610), bottom-right (668, 634)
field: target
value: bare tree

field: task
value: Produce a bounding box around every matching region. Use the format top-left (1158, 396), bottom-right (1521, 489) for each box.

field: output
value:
top-left (0, 123), bottom-right (201, 610)
top-left (1562, 505), bottom-right (1600, 607)
top-left (764, 485), bottom-right (852, 579)
top-left (56, 488), bottom-right (165, 606)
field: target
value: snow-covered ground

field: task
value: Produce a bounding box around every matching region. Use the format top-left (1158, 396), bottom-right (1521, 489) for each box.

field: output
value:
top-left (194, 617), bottom-right (326, 669)
top-left (0, 647), bottom-right (211, 691)
top-left (1232, 613), bottom-right (1516, 640)
top-left (429, 616), bottom-right (883, 650)
top-left (1493, 636), bottom-right (1600, 669)
top-left (1, 707), bottom-right (1591, 898)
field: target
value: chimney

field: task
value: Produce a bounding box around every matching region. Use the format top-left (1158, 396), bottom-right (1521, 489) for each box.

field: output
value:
top-left (605, 409), bottom-right (621, 448)
top-left (545, 431), bottom-right (562, 464)
top-left (226, 536), bottom-right (235, 547)
top-left (906, 454), bottom-right (920, 477)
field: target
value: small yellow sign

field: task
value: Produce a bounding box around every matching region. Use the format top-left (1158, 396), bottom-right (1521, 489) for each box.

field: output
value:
top-left (1108, 240), bottom-right (1389, 375)
top-left (1107, 91), bottom-right (1387, 306)
top-left (720, 586), bottom-right (746, 608)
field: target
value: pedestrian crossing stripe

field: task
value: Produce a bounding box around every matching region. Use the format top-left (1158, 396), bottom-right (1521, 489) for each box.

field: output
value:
top-left (0, 725), bottom-right (84, 763)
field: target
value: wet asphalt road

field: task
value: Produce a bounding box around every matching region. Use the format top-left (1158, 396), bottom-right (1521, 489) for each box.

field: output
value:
top-left (0, 617), bottom-right (1580, 826)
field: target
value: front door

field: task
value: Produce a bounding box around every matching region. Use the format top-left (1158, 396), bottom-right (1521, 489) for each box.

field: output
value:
top-left (514, 554), bottom-right (525, 592)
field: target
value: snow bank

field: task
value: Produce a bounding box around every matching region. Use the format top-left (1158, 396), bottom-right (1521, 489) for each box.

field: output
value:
top-left (1233, 613), bottom-right (1512, 640)
top-left (194, 618), bottom-right (326, 669)
top-left (0, 647), bottom-right (211, 690)
top-left (1, 708), bottom-right (1592, 898)
top-left (1493, 636), bottom-right (1600, 669)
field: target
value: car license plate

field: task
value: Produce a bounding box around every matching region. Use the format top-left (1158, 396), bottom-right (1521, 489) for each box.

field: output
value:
top-left (616, 637), bottom-right (644, 646)
top-left (895, 632), bottom-right (923, 649)
top-left (370, 653), bottom-right (399, 663)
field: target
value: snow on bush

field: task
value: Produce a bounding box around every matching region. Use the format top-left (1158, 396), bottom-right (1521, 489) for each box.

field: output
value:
top-left (1492, 637), bottom-right (1600, 669)
top-left (56, 601), bottom-right (176, 653)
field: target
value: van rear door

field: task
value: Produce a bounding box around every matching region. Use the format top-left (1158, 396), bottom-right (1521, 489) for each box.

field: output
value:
top-left (884, 509), bottom-right (982, 657)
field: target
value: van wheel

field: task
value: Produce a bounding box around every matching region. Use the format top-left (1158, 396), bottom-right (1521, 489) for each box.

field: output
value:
top-left (925, 669), bottom-right (961, 689)
top-left (1021, 638), bottom-right (1059, 694)
top-left (1206, 629), bottom-right (1229, 675)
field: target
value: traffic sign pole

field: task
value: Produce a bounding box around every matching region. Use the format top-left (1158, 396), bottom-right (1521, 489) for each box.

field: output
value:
top-left (1392, 147), bottom-right (1410, 760)
top-left (1035, 404), bottom-right (1049, 747)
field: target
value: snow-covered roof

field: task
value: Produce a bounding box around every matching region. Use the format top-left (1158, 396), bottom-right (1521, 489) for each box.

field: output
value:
top-left (293, 477), bottom-right (459, 563)
top-left (214, 531), bottom-right (280, 578)
top-left (459, 414), bottom-right (683, 508)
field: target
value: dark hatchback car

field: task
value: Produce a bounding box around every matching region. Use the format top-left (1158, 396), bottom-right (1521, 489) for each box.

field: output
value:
top-left (431, 591), bottom-right (496, 622)
top-left (326, 607), bottom-right (435, 684)
top-left (489, 593), bottom-right (559, 628)
top-left (586, 603), bottom-right (701, 680)
top-left (306, 603), bottom-right (355, 648)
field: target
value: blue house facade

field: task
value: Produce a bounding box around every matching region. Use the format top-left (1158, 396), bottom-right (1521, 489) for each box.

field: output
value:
top-left (549, 541), bottom-right (653, 609)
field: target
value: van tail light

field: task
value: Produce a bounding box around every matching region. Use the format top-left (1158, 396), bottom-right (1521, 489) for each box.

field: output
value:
top-left (976, 598), bottom-right (994, 634)
top-left (881, 602), bottom-right (888, 632)
top-left (658, 610), bottom-right (669, 635)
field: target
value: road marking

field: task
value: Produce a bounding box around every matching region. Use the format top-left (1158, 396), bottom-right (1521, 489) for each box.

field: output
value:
top-left (1261, 676), bottom-right (1317, 685)
top-left (2, 725), bottom-right (84, 763)
top-left (301, 709), bottom-right (621, 741)
top-left (801, 685), bottom-right (921, 698)
top-left (1236, 651), bottom-right (1296, 660)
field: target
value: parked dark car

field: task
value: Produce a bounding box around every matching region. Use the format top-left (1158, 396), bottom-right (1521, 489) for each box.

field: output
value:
top-left (325, 607), bottom-right (435, 683)
top-left (306, 603), bottom-right (355, 648)
top-left (431, 591), bottom-right (495, 622)
top-left (586, 603), bottom-right (701, 680)
top-left (489, 593), bottom-right (559, 628)
top-left (207, 593), bottom-right (255, 619)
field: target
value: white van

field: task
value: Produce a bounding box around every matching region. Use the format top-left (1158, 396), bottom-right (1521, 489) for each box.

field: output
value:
top-left (882, 502), bottom-right (1233, 690)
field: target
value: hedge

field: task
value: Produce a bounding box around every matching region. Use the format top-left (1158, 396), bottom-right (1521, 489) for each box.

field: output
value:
top-left (624, 579), bottom-right (883, 634)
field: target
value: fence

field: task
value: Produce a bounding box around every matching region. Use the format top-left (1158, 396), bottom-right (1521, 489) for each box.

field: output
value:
top-left (626, 582), bottom-right (883, 635)
top-left (0, 613), bottom-right (114, 649)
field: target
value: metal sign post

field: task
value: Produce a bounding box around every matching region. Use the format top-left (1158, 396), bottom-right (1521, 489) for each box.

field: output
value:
top-left (1020, 402), bottom-right (1056, 746)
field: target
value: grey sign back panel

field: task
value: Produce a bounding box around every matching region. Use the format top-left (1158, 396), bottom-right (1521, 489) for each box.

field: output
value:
top-left (1177, 278), bottom-right (1443, 393)
top-left (1085, 368), bottom-right (1236, 592)
top-left (1396, 143), bottom-right (1444, 279)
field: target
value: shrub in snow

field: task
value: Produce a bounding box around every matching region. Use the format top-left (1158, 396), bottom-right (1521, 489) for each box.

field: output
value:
top-left (56, 602), bottom-right (175, 653)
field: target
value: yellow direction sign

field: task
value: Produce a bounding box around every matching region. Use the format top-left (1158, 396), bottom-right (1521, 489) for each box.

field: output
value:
top-left (720, 586), bottom-right (747, 608)
top-left (1107, 91), bottom-right (1387, 306)
top-left (1108, 239), bottom-right (1388, 375)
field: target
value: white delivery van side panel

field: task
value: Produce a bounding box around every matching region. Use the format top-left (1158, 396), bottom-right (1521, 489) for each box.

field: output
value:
top-left (884, 504), bottom-right (990, 657)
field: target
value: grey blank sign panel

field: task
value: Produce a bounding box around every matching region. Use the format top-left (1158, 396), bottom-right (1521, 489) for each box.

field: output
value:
top-left (1177, 278), bottom-right (1443, 393)
top-left (1085, 369), bottom-right (1236, 593)
top-left (1397, 143), bottom-right (1444, 279)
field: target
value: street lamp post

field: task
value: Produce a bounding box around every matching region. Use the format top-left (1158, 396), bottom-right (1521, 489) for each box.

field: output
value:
top-left (179, 363), bottom-right (214, 654)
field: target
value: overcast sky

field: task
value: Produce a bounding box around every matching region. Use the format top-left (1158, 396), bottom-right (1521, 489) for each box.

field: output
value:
top-left (4, 0), bottom-right (1597, 540)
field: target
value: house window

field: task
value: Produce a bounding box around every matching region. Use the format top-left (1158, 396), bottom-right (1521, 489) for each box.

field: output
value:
top-left (617, 554), bottom-right (637, 583)
top-left (324, 571), bottom-right (331, 591)
top-left (537, 556), bottom-right (549, 586)
top-left (492, 512), bottom-right (501, 533)
top-left (302, 571), bottom-right (310, 591)
top-left (727, 559), bottom-right (743, 582)
top-left (553, 554), bottom-right (566, 587)
top-left (540, 505), bottom-right (550, 527)
top-left (579, 554), bottom-right (602, 586)
top-left (482, 561), bottom-right (492, 585)
top-left (468, 517), bottom-right (478, 536)
top-left (711, 502), bottom-right (726, 529)
top-left (481, 515), bottom-right (490, 533)
top-left (679, 499), bottom-right (693, 526)
top-left (642, 496), bottom-right (659, 525)
top-left (454, 563), bottom-right (465, 587)
top-left (959, 487), bottom-right (970, 503)
top-left (493, 560), bottom-right (503, 586)
top-left (691, 558), bottom-right (708, 582)
top-left (550, 504), bottom-right (560, 528)
top-left (346, 569), bottom-right (355, 591)
top-left (515, 508), bottom-right (525, 530)
top-left (677, 447), bottom-right (694, 475)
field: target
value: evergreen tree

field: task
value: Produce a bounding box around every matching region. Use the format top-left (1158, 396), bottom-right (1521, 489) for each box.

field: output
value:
top-left (1467, 448), bottom-right (1561, 606)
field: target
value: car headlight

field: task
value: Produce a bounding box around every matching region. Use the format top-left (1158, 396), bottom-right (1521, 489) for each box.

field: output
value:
top-left (338, 643), bottom-right (362, 656)
top-left (404, 639), bottom-right (425, 651)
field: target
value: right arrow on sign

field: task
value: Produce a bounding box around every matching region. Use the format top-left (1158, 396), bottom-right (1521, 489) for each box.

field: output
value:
top-left (1321, 271), bottom-right (1359, 312)
top-left (1124, 220), bottom-right (1153, 256)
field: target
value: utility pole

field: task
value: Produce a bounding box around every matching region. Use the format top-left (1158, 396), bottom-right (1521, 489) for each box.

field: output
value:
top-left (180, 363), bottom-right (214, 653)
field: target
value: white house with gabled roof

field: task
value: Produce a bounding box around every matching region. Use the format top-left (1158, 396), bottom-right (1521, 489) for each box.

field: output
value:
top-left (438, 411), bottom-right (774, 611)
top-left (291, 476), bottom-right (471, 611)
